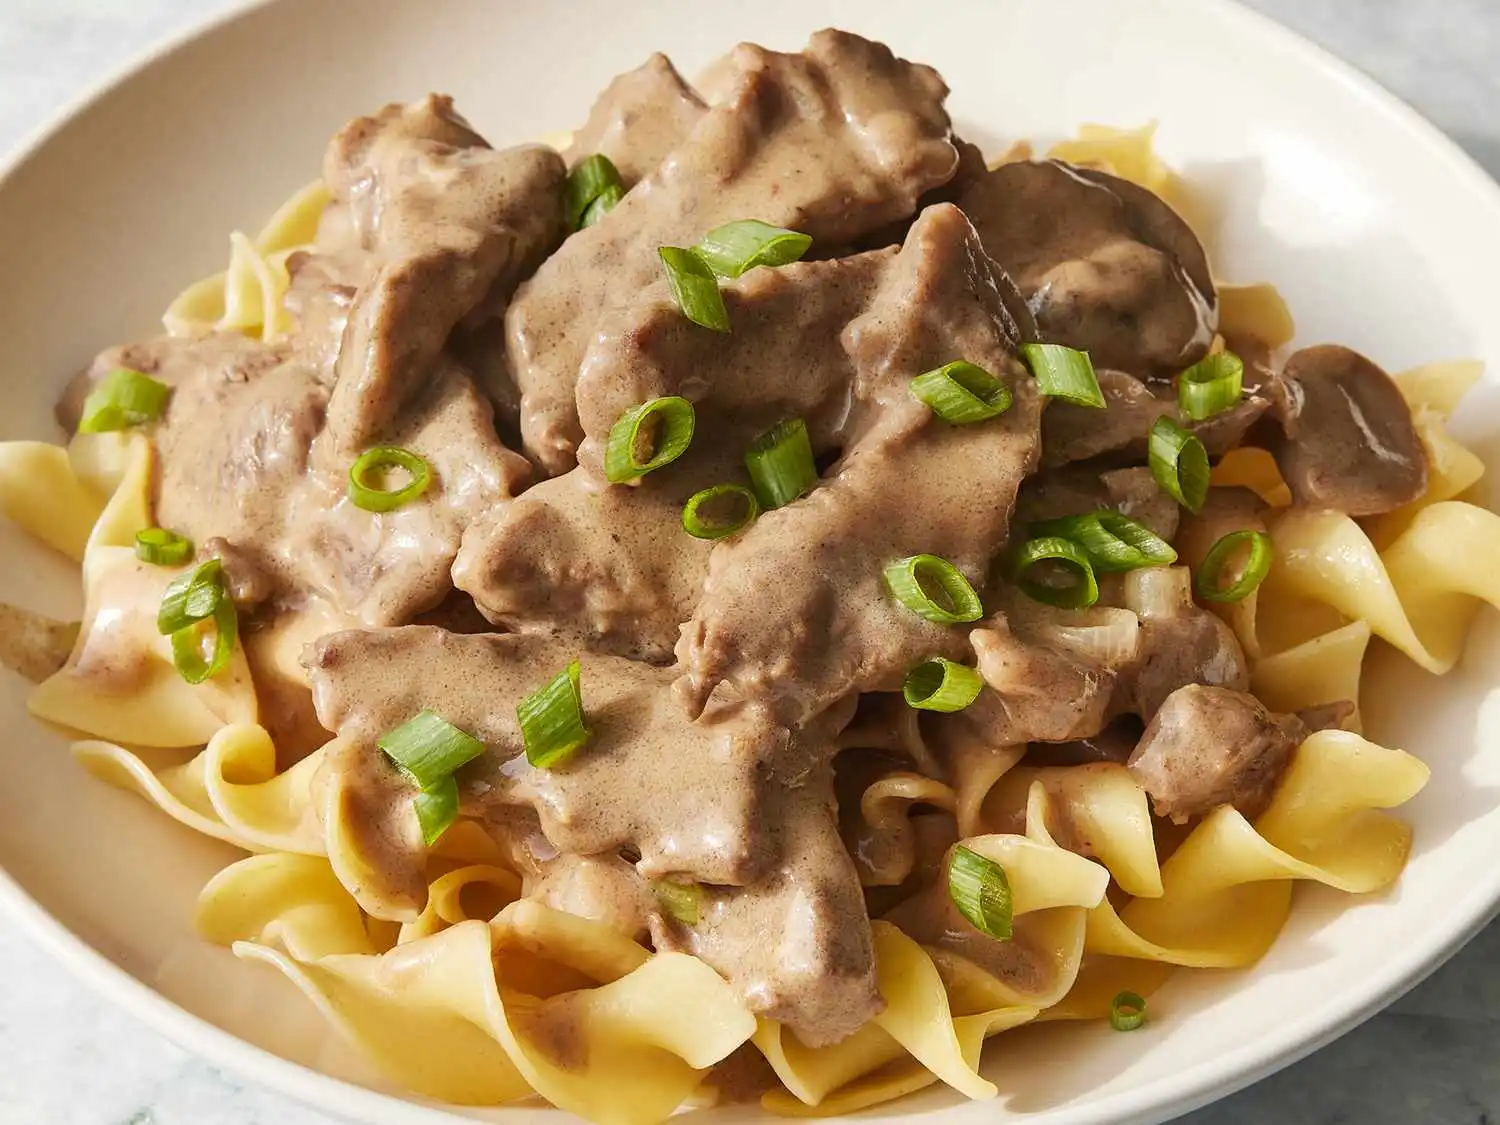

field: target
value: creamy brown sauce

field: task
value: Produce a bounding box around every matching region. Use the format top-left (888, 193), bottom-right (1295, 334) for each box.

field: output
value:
top-left (53, 28), bottom-right (1428, 1058)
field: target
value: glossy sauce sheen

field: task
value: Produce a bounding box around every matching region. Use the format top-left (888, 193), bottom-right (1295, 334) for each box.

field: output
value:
top-left (59, 29), bottom-right (1429, 1054)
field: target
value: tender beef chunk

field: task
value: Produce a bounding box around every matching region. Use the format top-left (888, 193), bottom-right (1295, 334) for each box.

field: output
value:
top-left (573, 248), bottom-right (893, 476)
top-left (1041, 366), bottom-right (1274, 469)
top-left (507, 29), bottom-right (961, 474)
top-left (307, 625), bottom-right (874, 1044)
top-left (318, 95), bottom-right (567, 452)
top-left (452, 453), bottom-right (729, 663)
top-left (1018, 464), bottom-right (1179, 542)
top-left (564, 53), bottom-right (706, 186)
top-left (1128, 683), bottom-right (1307, 822)
top-left (674, 206), bottom-right (1042, 726)
top-left (1119, 566), bottom-right (1249, 718)
top-left (654, 782), bottom-right (880, 1047)
top-left (1269, 344), bottom-right (1428, 516)
top-left (293, 360), bottom-right (528, 625)
top-left (966, 601), bottom-right (1139, 745)
top-left (959, 159), bottom-right (1216, 376)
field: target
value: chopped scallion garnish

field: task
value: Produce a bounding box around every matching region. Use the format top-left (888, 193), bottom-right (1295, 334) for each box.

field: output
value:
top-left (378, 710), bottom-right (487, 792)
top-left (1178, 351), bottom-right (1244, 422)
top-left (157, 558), bottom-right (225, 635)
top-left (348, 446), bottom-right (432, 513)
top-left (134, 527), bottom-right (194, 567)
top-left (883, 554), bottom-right (983, 625)
top-left (902, 658), bottom-right (983, 713)
top-left (1019, 343), bottom-right (1105, 407)
top-left (948, 845), bottom-right (1013, 940)
top-left (682, 483), bottom-right (760, 540)
top-left (1148, 416), bottom-right (1210, 514)
top-left (604, 396), bottom-right (696, 484)
top-left (910, 360), bottom-right (1013, 424)
top-left (658, 247), bottom-right (730, 332)
top-left (1109, 990), bottom-right (1147, 1031)
top-left (1010, 536), bottom-right (1099, 609)
top-left (580, 182), bottom-right (624, 229)
top-left (77, 368), bottom-right (171, 434)
top-left (518, 660), bottom-right (591, 769)
top-left (745, 417), bottom-right (816, 510)
top-left (413, 775), bottom-right (460, 846)
top-left (653, 879), bottom-right (703, 925)
top-left (169, 598), bottom-right (237, 684)
top-left (1195, 529), bottom-right (1273, 604)
top-left (1030, 510), bottom-right (1178, 573)
top-left (565, 154), bottom-right (625, 230)
top-left (694, 220), bottom-right (812, 279)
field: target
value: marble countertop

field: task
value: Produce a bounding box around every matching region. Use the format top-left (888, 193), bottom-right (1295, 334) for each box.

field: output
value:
top-left (3, 1), bottom-right (1500, 1123)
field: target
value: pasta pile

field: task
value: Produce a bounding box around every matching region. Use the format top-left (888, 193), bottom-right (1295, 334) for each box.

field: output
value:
top-left (0, 124), bottom-right (1495, 1124)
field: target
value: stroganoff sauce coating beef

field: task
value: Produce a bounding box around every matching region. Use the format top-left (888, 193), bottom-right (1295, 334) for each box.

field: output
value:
top-left (60, 30), bottom-right (1430, 1058)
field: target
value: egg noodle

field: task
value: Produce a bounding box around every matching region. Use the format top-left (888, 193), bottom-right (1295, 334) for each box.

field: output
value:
top-left (1, 120), bottom-right (1496, 1125)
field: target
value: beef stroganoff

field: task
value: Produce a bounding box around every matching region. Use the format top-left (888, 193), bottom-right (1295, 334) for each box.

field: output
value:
top-left (2, 28), bottom-right (1499, 1124)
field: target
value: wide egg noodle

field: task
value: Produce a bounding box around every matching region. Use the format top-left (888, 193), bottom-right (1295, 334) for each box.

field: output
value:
top-left (163, 180), bottom-right (329, 340)
top-left (73, 723), bottom-right (325, 854)
top-left (234, 901), bottom-right (757, 1123)
top-left (0, 440), bottom-right (106, 561)
top-left (28, 435), bottom-right (257, 746)
top-left (853, 772), bottom-right (957, 886)
top-left (197, 852), bottom-right (374, 960)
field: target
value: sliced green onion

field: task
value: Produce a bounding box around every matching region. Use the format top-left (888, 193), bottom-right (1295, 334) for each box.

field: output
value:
top-left (1019, 343), bottom-right (1105, 408)
top-left (379, 710), bottom-right (487, 792)
top-left (77, 368), bottom-right (171, 433)
top-left (604, 396), bottom-right (696, 483)
top-left (1010, 536), bottom-right (1099, 609)
top-left (565, 154), bottom-right (624, 230)
top-left (157, 558), bottom-right (225, 635)
top-left (883, 554), bottom-right (983, 624)
top-left (1178, 351), bottom-right (1244, 422)
top-left (682, 483), bottom-right (760, 540)
top-left (910, 361), bottom-right (1013, 424)
top-left (169, 598), bottom-right (238, 684)
top-left (653, 879), bottom-right (703, 925)
top-left (1109, 990), bottom-right (1147, 1032)
top-left (658, 247), bottom-right (730, 333)
top-left (948, 845), bottom-right (1013, 940)
top-left (1148, 416), bottom-right (1210, 514)
top-left (903, 658), bottom-right (983, 713)
top-left (693, 220), bottom-right (812, 279)
top-left (134, 527), bottom-right (194, 567)
top-left (518, 660), bottom-right (591, 769)
top-left (1030, 510), bottom-right (1178, 573)
top-left (580, 182), bottom-right (624, 229)
top-left (413, 775), bottom-right (459, 847)
top-left (745, 417), bottom-right (816, 510)
top-left (1195, 529), bottom-right (1273, 604)
top-left (348, 446), bottom-right (432, 513)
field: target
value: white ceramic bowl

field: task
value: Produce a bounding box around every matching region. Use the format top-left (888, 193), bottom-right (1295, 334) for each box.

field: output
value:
top-left (2, 1), bottom-right (1498, 1122)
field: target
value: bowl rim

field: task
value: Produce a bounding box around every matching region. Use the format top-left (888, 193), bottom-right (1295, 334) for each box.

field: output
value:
top-left (2, 1), bottom-right (1499, 1123)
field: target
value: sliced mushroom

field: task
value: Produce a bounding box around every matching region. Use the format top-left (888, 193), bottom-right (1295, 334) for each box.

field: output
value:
top-left (1269, 344), bottom-right (1428, 516)
top-left (958, 159), bottom-right (1216, 375)
top-left (1127, 683), bottom-right (1307, 823)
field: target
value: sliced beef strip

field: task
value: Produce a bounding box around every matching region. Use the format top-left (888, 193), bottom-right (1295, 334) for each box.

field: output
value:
top-left (452, 450), bottom-right (739, 664)
top-left (1268, 344), bottom-right (1427, 516)
top-left (654, 779), bottom-right (880, 1047)
top-left (563, 53), bottom-right (707, 187)
top-left (308, 625), bottom-right (873, 1045)
top-left (1041, 366), bottom-right (1275, 469)
top-left (1017, 464), bottom-right (1179, 543)
top-left (292, 358), bottom-right (529, 625)
top-left (507, 29), bottom-right (961, 475)
top-left (674, 205), bottom-right (1042, 727)
top-left (958, 159), bottom-right (1216, 376)
top-left (319, 96), bottom-right (567, 453)
top-left (1128, 683), bottom-right (1307, 822)
top-left (572, 246), bottom-right (895, 476)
